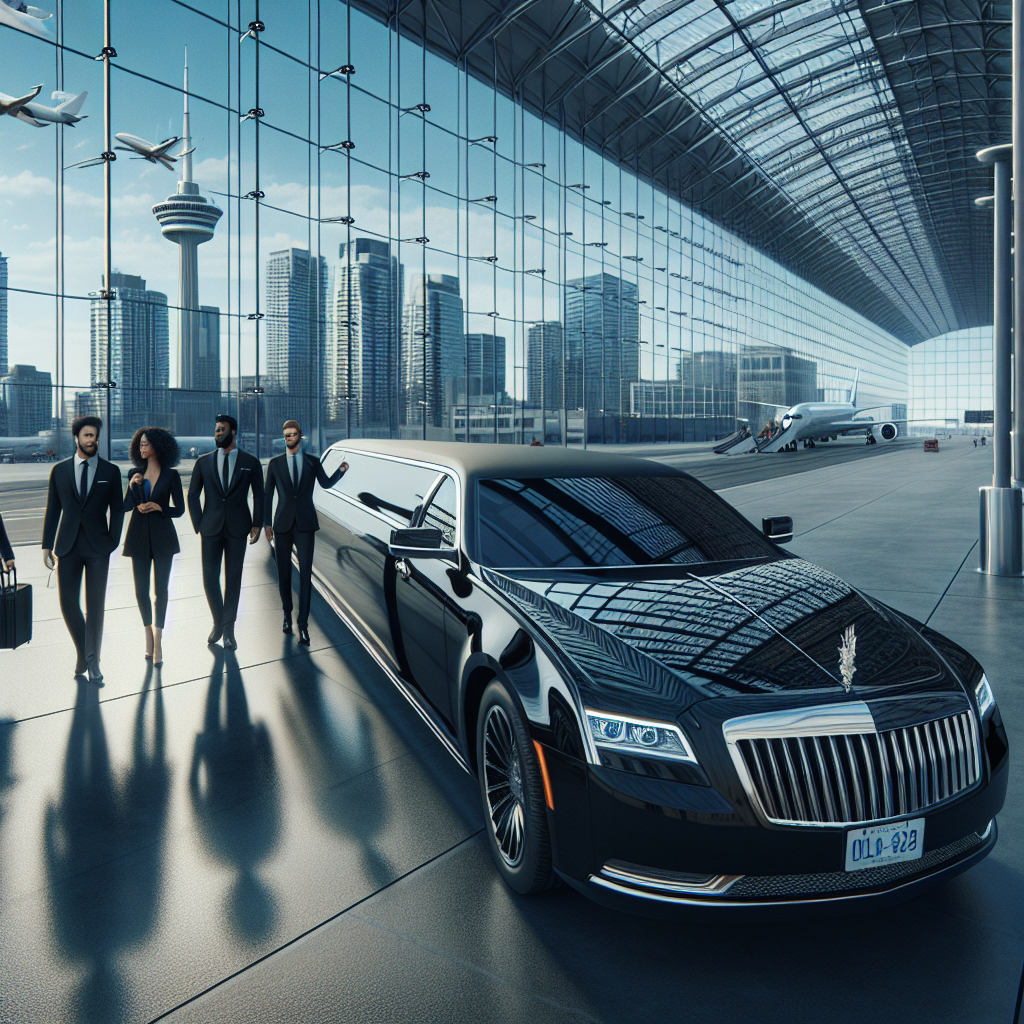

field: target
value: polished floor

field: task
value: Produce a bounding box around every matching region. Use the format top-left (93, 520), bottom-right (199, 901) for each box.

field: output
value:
top-left (0, 438), bottom-right (1020, 1023)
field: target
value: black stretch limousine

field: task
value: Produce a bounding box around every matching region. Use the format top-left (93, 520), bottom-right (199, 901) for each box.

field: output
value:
top-left (308, 440), bottom-right (1008, 914)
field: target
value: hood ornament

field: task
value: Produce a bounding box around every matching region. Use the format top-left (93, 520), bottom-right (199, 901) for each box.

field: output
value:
top-left (838, 625), bottom-right (857, 693)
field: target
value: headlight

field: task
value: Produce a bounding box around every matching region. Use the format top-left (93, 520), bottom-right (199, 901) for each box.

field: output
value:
top-left (975, 674), bottom-right (996, 719)
top-left (585, 710), bottom-right (698, 765)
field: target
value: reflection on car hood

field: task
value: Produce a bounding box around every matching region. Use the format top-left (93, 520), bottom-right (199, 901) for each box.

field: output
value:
top-left (486, 559), bottom-right (959, 698)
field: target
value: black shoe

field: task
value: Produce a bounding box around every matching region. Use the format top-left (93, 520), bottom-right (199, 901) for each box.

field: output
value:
top-left (222, 625), bottom-right (237, 651)
top-left (208, 624), bottom-right (223, 645)
top-left (87, 662), bottom-right (104, 686)
top-left (282, 615), bottom-right (292, 635)
top-left (298, 626), bottom-right (310, 646)
top-left (74, 658), bottom-right (87, 677)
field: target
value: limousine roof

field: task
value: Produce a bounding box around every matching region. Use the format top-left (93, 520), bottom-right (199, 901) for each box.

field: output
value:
top-left (331, 438), bottom-right (682, 482)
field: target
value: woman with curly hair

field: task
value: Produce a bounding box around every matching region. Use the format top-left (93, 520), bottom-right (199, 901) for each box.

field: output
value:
top-left (122, 426), bottom-right (185, 664)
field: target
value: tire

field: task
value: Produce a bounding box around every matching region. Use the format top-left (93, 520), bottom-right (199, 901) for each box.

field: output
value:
top-left (476, 679), bottom-right (554, 894)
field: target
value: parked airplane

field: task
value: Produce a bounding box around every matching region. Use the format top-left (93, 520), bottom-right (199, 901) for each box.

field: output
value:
top-left (0, 0), bottom-right (51, 39)
top-left (0, 431), bottom-right (215, 462)
top-left (0, 84), bottom-right (88, 127)
top-left (717, 371), bottom-right (903, 454)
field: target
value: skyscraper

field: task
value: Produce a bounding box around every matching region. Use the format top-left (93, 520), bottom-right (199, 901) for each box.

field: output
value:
top-left (0, 252), bottom-right (8, 377)
top-left (564, 272), bottom-right (639, 417)
top-left (400, 274), bottom-right (463, 432)
top-left (151, 51), bottom-right (222, 392)
top-left (527, 321), bottom-right (564, 412)
top-left (89, 272), bottom-right (169, 435)
top-left (460, 333), bottom-right (506, 404)
top-left (266, 247), bottom-right (329, 431)
top-left (328, 239), bottom-right (402, 434)
top-left (0, 364), bottom-right (52, 436)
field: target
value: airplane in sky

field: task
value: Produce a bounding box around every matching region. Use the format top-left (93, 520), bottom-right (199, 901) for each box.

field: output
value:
top-left (0, 84), bottom-right (88, 127)
top-left (716, 371), bottom-right (904, 454)
top-left (67, 133), bottom-right (191, 171)
top-left (0, 0), bottom-right (51, 40)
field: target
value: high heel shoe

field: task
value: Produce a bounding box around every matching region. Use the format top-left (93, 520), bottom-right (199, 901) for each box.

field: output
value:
top-left (144, 625), bottom-right (154, 660)
top-left (153, 627), bottom-right (163, 667)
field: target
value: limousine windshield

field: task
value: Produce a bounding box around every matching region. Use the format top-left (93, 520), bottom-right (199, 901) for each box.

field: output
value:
top-left (477, 475), bottom-right (783, 570)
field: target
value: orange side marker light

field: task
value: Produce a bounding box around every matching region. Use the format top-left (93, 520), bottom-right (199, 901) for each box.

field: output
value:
top-left (533, 740), bottom-right (555, 810)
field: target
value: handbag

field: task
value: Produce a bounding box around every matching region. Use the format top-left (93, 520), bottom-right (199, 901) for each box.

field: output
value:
top-left (0, 565), bottom-right (32, 650)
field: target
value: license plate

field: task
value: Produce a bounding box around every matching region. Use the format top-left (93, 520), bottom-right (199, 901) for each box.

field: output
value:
top-left (844, 818), bottom-right (925, 872)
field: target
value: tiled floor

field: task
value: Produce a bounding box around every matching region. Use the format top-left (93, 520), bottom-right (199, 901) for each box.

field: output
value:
top-left (0, 438), bottom-right (1019, 1023)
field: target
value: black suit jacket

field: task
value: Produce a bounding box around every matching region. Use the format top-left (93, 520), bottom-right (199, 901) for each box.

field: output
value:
top-left (42, 457), bottom-right (125, 557)
top-left (187, 449), bottom-right (264, 537)
top-left (264, 452), bottom-right (344, 533)
top-left (122, 469), bottom-right (185, 558)
top-left (0, 511), bottom-right (13, 563)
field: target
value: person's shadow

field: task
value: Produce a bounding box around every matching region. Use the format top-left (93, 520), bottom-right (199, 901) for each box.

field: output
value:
top-left (44, 667), bottom-right (171, 1023)
top-left (189, 649), bottom-right (280, 945)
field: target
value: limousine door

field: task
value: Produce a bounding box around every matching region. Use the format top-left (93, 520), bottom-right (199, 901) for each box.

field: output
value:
top-left (385, 475), bottom-right (456, 725)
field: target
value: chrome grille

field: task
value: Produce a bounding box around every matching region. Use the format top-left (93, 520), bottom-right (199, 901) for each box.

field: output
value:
top-left (733, 711), bottom-right (979, 826)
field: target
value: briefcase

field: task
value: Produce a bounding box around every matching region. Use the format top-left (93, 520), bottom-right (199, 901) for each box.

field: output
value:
top-left (0, 566), bottom-right (31, 650)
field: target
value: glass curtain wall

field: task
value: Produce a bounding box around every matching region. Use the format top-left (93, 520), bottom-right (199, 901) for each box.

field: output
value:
top-left (908, 328), bottom-right (993, 434)
top-left (0, 0), bottom-right (910, 461)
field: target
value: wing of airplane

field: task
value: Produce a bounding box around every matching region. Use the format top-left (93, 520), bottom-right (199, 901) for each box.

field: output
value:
top-left (0, 84), bottom-right (43, 114)
top-left (150, 136), bottom-right (182, 157)
top-left (13, 110), bottom-right (47, 126)
top-left (0, 2), bottom-right (51, 38)
top-left (65, 154), bottom-right (107, 169)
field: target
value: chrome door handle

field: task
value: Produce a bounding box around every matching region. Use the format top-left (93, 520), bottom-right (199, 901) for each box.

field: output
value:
top-left (395, 558), bottom-right (410, 580)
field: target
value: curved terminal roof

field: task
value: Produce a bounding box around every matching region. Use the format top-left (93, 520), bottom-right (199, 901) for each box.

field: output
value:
top-left (357, 0), bottom-right (1009, 344)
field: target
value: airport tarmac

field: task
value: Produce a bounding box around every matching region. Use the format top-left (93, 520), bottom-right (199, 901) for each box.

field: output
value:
top-left (0, 436), bottom-right (1019, 1023)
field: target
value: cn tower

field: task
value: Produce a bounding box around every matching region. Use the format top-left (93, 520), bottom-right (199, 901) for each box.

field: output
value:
top-left (152, 50), bottom-right (223, 391)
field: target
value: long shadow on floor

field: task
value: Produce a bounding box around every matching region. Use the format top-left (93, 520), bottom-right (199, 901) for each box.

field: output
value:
top-left (44, 668), bottom-right (171, 1024)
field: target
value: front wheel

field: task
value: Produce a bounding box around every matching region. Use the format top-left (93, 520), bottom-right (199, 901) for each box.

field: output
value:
top-left (476, 680), bottom-right (554, 894)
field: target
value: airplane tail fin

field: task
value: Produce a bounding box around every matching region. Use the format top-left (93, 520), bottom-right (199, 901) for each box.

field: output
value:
top-left (55, 90), bottom-right (87, 116)
top-left (849, 369), bottom-right (860, 407)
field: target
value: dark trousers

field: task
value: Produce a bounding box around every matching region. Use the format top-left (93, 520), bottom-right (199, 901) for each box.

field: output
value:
top-left (274, 528), bottom-right (315, 625)
top-left (131, 554), bottom-right (174, 628)
top-left (201, 531), bottom-right (247, 627)
top-left (57, 538), bottom-right (110, 671)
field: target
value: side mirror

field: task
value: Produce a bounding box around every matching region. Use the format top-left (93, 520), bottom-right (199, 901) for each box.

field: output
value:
top-left (389, 527), bottom-right (457, 561)
top-left (762, 516), bottom-right (793, 544)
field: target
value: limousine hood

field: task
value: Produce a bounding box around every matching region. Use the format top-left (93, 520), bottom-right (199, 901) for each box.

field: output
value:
top-left (486, 558), bottom-right (963, 707)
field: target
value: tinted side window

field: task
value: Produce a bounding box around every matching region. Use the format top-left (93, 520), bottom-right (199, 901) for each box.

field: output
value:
top-left (328, 452), bottom-right (442, 527)
top-left (421, 475), bottom-right (457, 546)
top-left (321, 448), bottom-right (348, 478)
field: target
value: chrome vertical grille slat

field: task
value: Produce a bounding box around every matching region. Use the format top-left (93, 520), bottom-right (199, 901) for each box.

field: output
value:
top-left (731, 710), bottom-right (980, 827)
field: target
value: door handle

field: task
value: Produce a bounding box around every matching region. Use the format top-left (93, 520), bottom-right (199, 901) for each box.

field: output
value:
top-left (395, 558), bottom-right (410, 581)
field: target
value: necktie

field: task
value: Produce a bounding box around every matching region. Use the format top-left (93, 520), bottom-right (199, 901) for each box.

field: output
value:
top-left (79, 460), bottom-right (88, 503)
top-left (222, 451), bottom-right (230, 492)
top-left (292, 454), bottom-right (299, 492)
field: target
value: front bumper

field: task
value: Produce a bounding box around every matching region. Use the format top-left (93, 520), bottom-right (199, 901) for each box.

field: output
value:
top-left (541, 743), bottom-right (1007, 916)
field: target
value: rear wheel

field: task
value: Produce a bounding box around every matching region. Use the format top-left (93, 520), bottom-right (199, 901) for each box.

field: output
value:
top-left (477, 680), bottom-right (554, 894)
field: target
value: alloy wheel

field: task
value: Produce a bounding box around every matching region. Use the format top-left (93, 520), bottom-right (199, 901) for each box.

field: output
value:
top-left (482, 703), bottom-right (526, 867)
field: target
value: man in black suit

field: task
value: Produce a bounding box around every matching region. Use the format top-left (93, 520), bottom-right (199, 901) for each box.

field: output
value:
top-left (41, 416), bottom-right (124, 683)
top-left (187, 415), bottom-right (264, 650)
top-left (264, 420), bottom-right (347, 645)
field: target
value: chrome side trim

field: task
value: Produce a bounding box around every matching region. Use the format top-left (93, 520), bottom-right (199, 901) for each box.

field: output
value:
top-left (308, 561), bottom-right (472, 775)
top-left (599, 861), bottom-right (742, 896)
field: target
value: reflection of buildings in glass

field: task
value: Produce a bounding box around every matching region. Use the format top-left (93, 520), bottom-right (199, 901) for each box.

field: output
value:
top-left (738, 345), bottom-right (817, 426)
top-left (565, 273), bottom-right (639, 414)
top-left (0, 252), bottom-right (7, 377)
top-left (400, 274), bottom-right (463, 431)
top-left (328, 239), bottom-right (402, 434)
top-left (86, 273), bottom-right (169, 435)
top-left (150, 57), bottom-right (222, 394)
top-left (526, 322), bottom-right (564, 412)
top-left (265, 248), bottom-right (329, 428)
top-left (0, 364), bottom-right (52, 436)
top-left (457, 333), bottom-right (506, 404)
top-left (679, 350), bottom-right (738, 419)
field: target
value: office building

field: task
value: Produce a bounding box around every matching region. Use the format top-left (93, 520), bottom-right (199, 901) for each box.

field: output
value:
top-left (679, 350), bottom-right (738, 419)
top-left (266, 247), bottom-right (329, 431)
top-left (328, 239), bottom-right (402, 434)
top-left (738, 345), bottom-right (818, 427)
top-left (0, 364), bottom-right (51, 436)
top-left (400, 274), bottom-right (463, 433)
top-left (88, 272), bottom-right (169, 435)
top-left (526, 321), bottom-right (563, 412)
top-left (564, 273), bottom-right (639, 418)
top-left (458, 333), bottom-right (506, 404)
top-left (0, 252), bottom-right (7, 377)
